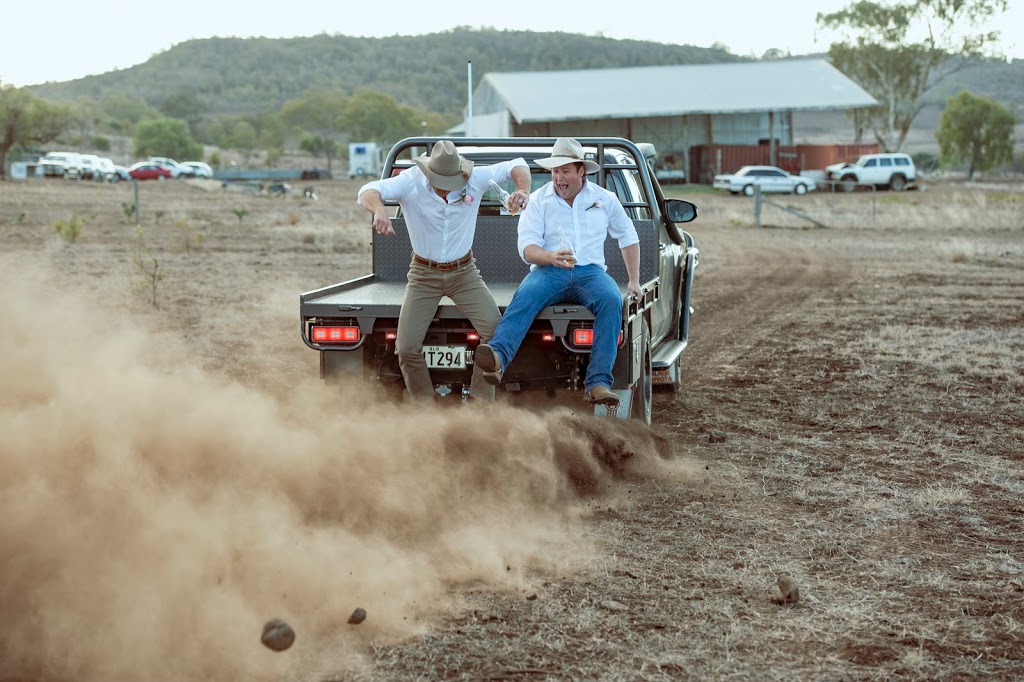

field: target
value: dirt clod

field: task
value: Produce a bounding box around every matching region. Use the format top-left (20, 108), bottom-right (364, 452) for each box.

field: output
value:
top-left (260, 618), bottom-right (296, 651)
top-left (775, 574), bottom-right (800, 604)
top-left (348, 608), bottom-right (368, 625)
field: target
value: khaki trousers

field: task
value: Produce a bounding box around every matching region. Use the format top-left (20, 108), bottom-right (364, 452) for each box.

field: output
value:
top-left (396, 256), bottom-right (501, 401)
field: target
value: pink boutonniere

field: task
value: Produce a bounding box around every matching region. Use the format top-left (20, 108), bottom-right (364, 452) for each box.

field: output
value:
top-left (460, 189), bottom-right (475, 205)
top-left (586, 200), bottom-right (602, 210)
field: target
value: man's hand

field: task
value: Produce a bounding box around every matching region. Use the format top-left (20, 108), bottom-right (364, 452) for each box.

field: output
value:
top-left (549, 248), bottom-right (576, 268)
top-left (524, 244), bottom-right (574, 268)
top-left (509, 189), bottom-right (529, 213)
top-left (371, 208), bottom-right (394, 236)
top-left (626, 280), bottom-right (643, 301)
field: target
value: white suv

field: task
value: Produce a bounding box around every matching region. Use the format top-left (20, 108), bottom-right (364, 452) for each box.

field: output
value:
top-left (826, 153), bottom-right (916, 192)
top-left (37, 151), bottom-right (83, 178)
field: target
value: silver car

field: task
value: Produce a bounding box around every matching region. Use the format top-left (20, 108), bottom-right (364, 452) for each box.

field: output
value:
top-left (713, 165), bottom-right (816, 196)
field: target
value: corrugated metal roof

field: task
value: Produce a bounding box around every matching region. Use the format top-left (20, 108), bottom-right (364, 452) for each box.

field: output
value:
top-left (481, 59), bottom-right (877, 123)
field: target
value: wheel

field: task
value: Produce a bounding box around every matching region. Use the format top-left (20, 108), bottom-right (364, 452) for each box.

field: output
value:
top-left (629, 319), bottom-right (653, 425)
top-left (840, 175), bottom-right (857, 192)
top-left (742, 184), bottom-right (755, 197)
top-left (795, 183), bottom-right (807, 195)
top-left (889, 174), bottom-right (907, 192)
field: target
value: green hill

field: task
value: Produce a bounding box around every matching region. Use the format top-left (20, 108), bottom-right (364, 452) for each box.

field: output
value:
top-left (28, 28), bottom-right (742, 118)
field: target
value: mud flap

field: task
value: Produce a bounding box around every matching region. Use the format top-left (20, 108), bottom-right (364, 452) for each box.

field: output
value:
top-left (321, 349), bottom-right (364, 384)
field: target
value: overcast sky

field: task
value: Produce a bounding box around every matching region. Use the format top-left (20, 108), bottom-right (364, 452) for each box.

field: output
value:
top-left (2, 0), bottom-right (1021, 87)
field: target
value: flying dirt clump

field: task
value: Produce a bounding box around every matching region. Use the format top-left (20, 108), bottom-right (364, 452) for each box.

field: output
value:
top-left (260, 618), bottom-right (296, 651)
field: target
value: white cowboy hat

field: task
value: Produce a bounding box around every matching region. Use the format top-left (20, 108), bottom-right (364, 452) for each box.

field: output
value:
top-left (535, 137), bottom-right (601, 174)
top-left (414, 140), bottom-right (474, 191)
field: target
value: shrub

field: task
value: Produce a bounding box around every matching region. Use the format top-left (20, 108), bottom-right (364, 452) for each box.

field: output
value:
top-left (54, 215), bottom-right (84, 243)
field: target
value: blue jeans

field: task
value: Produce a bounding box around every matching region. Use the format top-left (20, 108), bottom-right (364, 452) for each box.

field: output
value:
top-left (488, 264), bottom-right (622, 392)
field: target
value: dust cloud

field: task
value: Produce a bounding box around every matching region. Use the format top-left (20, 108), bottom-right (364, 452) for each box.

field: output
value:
top-left (0, 257), bottom-right (700, 681)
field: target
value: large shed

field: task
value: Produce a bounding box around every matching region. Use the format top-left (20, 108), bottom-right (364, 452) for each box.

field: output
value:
top-left (459, 59), bottom-right (878, 181)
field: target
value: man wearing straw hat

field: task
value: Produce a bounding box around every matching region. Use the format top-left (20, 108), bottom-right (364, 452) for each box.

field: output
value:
top-left (357, 140), bottom-right (531, 402)
top-left (474, 137), bottom-right (641, 407)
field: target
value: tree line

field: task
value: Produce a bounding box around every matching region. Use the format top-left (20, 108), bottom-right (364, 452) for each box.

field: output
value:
top-left (2, 11), bottom-right (1020, 180)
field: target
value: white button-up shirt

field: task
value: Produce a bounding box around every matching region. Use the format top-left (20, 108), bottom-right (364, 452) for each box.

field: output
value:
top-left (357, 157), bottom-right (528, 263)
top-left (517, 179), bottom-right (638, 271)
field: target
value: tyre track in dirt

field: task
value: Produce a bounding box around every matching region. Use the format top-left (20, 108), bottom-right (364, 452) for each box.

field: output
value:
top-left (680, 228), bottom-right (854, 380)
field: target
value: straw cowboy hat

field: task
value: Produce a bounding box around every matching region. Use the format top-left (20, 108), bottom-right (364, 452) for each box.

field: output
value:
top-left (415, 140), bottom-right (474, 191)
top-left (535, 137), bottom-right (601, 174)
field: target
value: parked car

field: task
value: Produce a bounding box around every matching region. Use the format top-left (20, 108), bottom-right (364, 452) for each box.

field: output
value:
top-left (90, 156), bottom-right (119, 182)
top-left (147, 156), bottom-right (192, 178)
top-left (713, 165), bottom-right (816, 196)
top-left (129, 162), bottom-right (173, 181)
top-left (37, 151), bottom-right (83, 178)
top-left (181, 161), bottom-right (213, 178)
top-left (74, 154), bottom-right (103, 180)
top-left (111, 164), bottom-right (131, 182)
top-left (825, 152), bottom-right (916, 192)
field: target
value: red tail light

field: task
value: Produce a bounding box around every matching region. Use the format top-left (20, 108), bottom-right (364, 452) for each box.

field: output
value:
top-left (541, 333), bottom-right (555, 342)
top-left (385, 331), bottom-right (397, 341)
top-left (573, 329), bottom-right (594, 346)
top-left (312, 326), bottom-right (360, 343)
top-left (467, 332), bottom-right (480, 342)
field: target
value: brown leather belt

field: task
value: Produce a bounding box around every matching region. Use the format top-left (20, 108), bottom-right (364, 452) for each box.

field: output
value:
top-left (412, 251), bottom-right (473, 271)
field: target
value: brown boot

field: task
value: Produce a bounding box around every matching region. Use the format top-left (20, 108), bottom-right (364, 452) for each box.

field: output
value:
top-left (585, 385), bottom-right (620, 406)
top-left (474, 344), bottom-right (503, 385)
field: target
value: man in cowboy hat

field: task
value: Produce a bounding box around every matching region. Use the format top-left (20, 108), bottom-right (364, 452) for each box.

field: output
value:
top-left (474, 137), bottom-right (641, 407)
top-left (357, 140), bottom-right (531, 402)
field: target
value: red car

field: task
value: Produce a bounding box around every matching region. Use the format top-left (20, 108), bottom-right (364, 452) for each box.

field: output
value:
top-left (128, 162), bottom-right (173, 180)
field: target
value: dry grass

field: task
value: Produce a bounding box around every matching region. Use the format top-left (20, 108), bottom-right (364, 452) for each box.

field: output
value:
top-left (1, 176), bottom-right (1023, 681)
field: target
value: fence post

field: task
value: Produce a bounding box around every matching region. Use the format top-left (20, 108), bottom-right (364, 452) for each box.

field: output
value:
top-left (133, 180), bottom-right (140, 224)
top-left (753, 184), bottom-right (763, 227)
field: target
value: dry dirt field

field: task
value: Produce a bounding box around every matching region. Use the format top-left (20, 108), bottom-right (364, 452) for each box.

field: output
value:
top-left (1, 175), bottom-right (1022, 681)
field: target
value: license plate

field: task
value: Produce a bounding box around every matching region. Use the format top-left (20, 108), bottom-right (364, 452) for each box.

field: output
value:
top-left (424, 345), bottom-right (467, 369)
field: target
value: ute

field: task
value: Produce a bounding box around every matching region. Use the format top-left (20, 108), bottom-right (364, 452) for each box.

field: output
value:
top-left (299, 137), bottom-right (699, 423)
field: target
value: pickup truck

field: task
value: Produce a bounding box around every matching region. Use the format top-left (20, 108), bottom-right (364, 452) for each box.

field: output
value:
top-left (37, 151), bottom-right (83, 178)
top-left (299, 137), bottom-right (699, 423)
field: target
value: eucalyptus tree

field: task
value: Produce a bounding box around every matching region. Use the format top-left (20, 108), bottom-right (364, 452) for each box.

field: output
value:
top-left (818, 0), bottom-right (1009, 151)
top-left (936, 91), bottom-right (1016, 180)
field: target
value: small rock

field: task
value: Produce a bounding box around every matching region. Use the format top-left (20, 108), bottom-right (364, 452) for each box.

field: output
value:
top-left (599, 600), bottom-right (629, 613)
top-left (707, 431), bottom-right (727, 444)
top-left (526, 593), bottom-right (538, 601)
top-left (261, 618), bottom-right (295, 651)
top-left (347, 607), bottom-right (367, 625)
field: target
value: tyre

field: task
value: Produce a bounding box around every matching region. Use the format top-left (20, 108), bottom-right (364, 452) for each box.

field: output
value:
top-left (742, 184), bottom-right (755, 197)
top-left (840, 175), bottom-right (857, 192)
top-left (795, 183), bottom-right (807, 195)
top-left (889, 174), bottom-right (907, 192)
top-left (629, 319), bottom-right (653, 425)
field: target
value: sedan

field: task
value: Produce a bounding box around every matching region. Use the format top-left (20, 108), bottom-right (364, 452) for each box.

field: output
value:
top-left (182, 161), bottom-right (214, 178)
top-left (128, 162), bottom-right (173, 181)
top-left (713, 165), bottom-right (816, 196)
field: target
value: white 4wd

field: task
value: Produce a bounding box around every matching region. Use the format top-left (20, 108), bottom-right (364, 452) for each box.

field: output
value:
top-left (826, 152), bottom-right (916, 192)
top-left (37, 151), bottom-right (83, 178)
